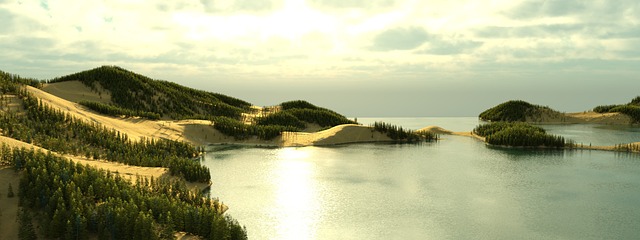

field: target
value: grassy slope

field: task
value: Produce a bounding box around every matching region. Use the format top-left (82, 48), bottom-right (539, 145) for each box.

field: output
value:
top-left (479, 100), bottom-right (559, 122)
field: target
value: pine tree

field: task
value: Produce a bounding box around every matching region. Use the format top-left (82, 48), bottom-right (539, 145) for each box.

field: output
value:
top-left (17, 208), bottom-right (37, 240)
top-left (7, 183), bottom-right (14, 198)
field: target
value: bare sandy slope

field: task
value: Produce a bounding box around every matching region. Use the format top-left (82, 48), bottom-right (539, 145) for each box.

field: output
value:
top-left (27, 86), bottom-right (196, 143)
top-left (526, 109), bottom-right (632, 125)
top-left (0, 94), bottom-right (23, 113)
top-left (417, 125), bottom-right (487, 141)
top-left (281, 124), bottom-right (392, 147)
top-left (41, 81), bottom-right (111, 104)
top-left (418, 126), bottom-right (453, 134)
top-left (27, 86), bottom-right (280, 146)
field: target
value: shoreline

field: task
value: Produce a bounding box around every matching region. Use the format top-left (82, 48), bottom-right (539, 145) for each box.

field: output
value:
top-left (445, 129), bottom-right (640, 154)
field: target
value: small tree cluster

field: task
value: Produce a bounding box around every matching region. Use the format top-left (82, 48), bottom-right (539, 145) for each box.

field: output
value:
top-left (254, 111), bottom-right (306, 130)
top-left (213, 116), bottom-right (298, 140)
top-left (371, 122), bottom-right (435, 142)
top-left (614, 143), bottom-right (640, 152)
top-left (479, 100), bottom-right (555, 122)
top-left (474, 122), bottom-right (566, 148)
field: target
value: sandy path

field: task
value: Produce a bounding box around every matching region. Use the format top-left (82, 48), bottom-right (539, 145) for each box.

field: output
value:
top-left (0, 136), bottom-right (168, 183)
top-left (0, 166), bottom-right (19, 240)
top-left (41, 81), bottom-right (111, 104)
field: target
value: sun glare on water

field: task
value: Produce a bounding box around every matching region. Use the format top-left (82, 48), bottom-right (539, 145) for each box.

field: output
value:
top-left (273, 147), bottom-right (320, 240)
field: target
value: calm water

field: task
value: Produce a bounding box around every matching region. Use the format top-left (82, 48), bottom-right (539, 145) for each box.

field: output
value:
top-left (203, 118), bottom-right (640, 240)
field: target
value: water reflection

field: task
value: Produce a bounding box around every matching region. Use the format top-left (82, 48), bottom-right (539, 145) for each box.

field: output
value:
top-left (203, 119), bottom-right (640, 240)
top-left (273, 148), bottom-right (319, 240)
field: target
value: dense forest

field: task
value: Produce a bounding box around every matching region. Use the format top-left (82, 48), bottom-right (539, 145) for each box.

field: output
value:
top-left (2, 146), bottom-right (246, 240)
top-left (48, 66), bottom-right (252, 120)
top-left (593, 96), bottom-right (640, 123)
top-left (473, 122), bottom-right (567, 148)
top-left (479, 100), bottom-right (556, 122)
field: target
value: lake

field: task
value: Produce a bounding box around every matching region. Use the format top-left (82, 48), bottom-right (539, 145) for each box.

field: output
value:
top-left (202, 117), bottom-right (640, 240)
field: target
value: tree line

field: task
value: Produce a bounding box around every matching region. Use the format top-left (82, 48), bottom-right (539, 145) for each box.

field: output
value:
top-left (473, 122), bottom-right (566, 148)
top-left (2, 146), bottom-right (247, 240)
top-left (371, 122), bottom-right (437, 142)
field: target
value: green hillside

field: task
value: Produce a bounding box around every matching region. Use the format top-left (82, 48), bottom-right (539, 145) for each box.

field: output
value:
top-left (479, 100), bottom-right (557, 122)
top-left (48, 66), bottom-right (252, 120)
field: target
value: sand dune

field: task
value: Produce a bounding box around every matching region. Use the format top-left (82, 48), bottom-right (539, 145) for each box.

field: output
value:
top-left (527, 110), bottom-right (632, 125)
top-left (281, 124), bottom-right (392, 147)
top-left (26, 86), bottom-right (400, 147)
top-left (418, 126), bottom-right (453, 134)
top-left (26, 86), bottom-right (214, 144)
top-left (41, 80), bottom-right (112, 104)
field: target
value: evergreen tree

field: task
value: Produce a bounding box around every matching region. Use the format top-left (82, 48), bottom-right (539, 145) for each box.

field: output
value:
top-left (7, 183), bottom-right (14, 198)
top-left (17, 208), bottom-right (37, 240)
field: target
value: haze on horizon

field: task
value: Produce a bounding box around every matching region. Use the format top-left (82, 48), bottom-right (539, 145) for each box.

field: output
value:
top-left (1, 0), bottom-right (639, 117)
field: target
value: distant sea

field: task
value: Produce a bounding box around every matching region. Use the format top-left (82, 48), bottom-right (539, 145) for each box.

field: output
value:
top-left (203, 117), bottom-right (640, 240)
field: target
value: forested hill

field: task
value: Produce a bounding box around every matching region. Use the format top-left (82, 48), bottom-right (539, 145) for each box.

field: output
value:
top-left (48, 66), bottom-right (252, 120)
top-left (479, 100), bottom-right (558, 122)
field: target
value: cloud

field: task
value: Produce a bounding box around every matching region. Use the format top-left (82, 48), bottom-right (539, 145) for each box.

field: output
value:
top-left (371, 26), bottom-right (429, 51)
top-left (1, 0), bottom-right (639, 117)
top-left (503, 0), bottom-right (586, 19)
top-left (197, 0), bottom-right (283, 13)
top-left (308, 0), bottom-right (397, 10)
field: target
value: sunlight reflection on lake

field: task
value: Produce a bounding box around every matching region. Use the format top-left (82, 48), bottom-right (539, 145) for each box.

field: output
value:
top-left (273, 148), bottom-right (319, 240)
top-left (203, 118), bottom-right (640, 240)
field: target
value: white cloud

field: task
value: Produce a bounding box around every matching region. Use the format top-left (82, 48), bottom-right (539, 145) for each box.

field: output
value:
top-left (1, 0), bottom-right (639, 96)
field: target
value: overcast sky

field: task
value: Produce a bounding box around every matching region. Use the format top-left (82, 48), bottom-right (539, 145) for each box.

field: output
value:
top-left (1, 0), bottom-right (639, 116)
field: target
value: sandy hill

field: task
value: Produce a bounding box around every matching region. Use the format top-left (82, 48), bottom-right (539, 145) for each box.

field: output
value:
top-left (481, 100), bottom-right (633, 125)
top-left (41, 80), bottom-right (112, 104)
top-left (27, 85), bottom-right (397, 147)
top-left (48, 65), bottom-right (252, 120)
top-left (281, 124), bottom-right (392, 147)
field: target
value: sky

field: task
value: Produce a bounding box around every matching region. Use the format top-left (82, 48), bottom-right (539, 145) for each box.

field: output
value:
top-left (1, 0), bottom-right (639, 117)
